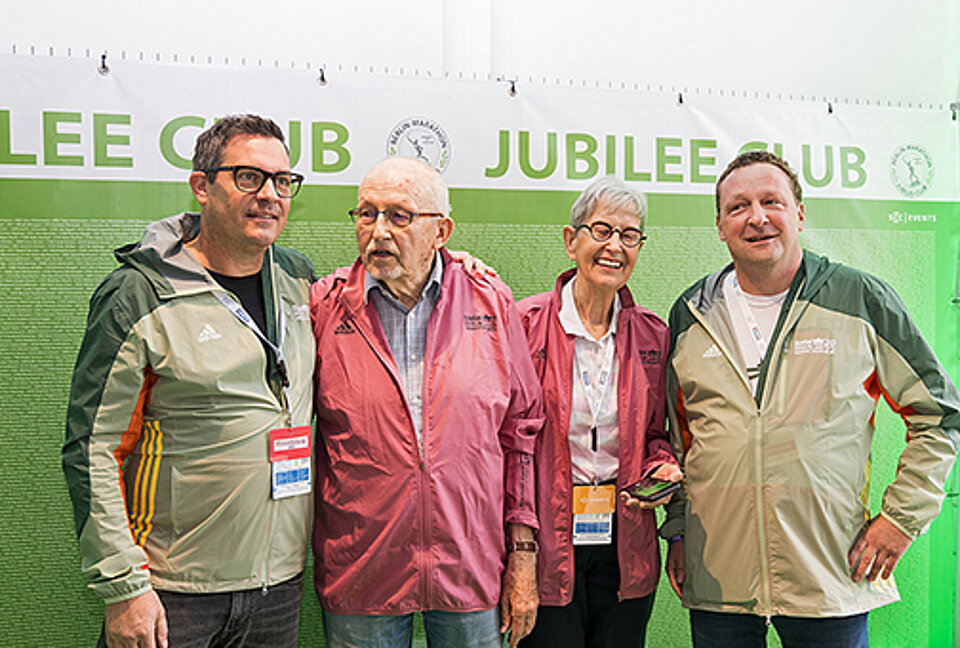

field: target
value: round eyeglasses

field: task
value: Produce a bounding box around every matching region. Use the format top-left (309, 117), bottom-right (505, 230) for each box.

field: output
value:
top-left (205, 165), bottom-right (304, 198)
top-left (576, 221), bottom-right (647, 248)
top-left (348, 208), bottom-right (443, 228)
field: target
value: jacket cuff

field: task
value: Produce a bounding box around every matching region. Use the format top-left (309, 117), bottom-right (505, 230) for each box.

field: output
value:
top-left (505, 509), bottom-right (539, 532)
top-left (658, 514), bottom-right (685, 540)
top-left (879, 509), bottom-right (918, 540)
top-left (100, 582), bottom-right (153, 605)
top-left (503, 450), bottom-right (538, 531)
top-left (641, 453), bottom-right (679, 479)
top-left (85, 553), bottom-right (153, 602)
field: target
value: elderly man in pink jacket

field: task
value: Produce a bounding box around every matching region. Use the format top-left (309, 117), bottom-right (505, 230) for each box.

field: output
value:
top-left (310, 156), bottom-right (545, 648)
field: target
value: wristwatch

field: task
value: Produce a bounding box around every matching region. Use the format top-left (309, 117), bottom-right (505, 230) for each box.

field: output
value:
top-left (507, 539), bottom-right (539, 554)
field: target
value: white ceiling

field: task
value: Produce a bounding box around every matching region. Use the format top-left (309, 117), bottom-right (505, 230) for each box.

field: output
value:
top-left (1, 0), bottom-right (957, 107)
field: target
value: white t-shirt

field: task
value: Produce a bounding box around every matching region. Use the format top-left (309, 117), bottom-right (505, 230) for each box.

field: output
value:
top-left (722, 271), bottom-right (788, 395)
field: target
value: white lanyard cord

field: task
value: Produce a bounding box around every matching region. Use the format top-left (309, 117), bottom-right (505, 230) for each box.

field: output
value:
top-left (573, 338), bottom-right (616, 485)
top-left (729, 274), bottom-right (771, 360)
top-left (213, 290), bottom-right (292, 425)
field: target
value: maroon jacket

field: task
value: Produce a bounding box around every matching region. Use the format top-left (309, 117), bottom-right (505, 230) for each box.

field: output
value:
top-left (518, 269), bottom-right (674, 604)
top-left (311, 250), bottom-right (544, 613)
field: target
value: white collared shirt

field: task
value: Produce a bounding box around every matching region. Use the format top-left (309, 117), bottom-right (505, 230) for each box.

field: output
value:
top-left (558, 278), bottom-right (621, 485)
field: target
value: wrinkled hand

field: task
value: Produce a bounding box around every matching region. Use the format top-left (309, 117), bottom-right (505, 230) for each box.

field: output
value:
top-left (500, 550), bottom-right (538, 648)
top-left (620, 463), bottom-right (683, 510)
top-left (666, 539), bottom-right (685, 599)
top-left (449, 250), bottom-right (498, 277)
top-left (105, 590), bottom-right (168, 648)
top-left (848, 515), bottom-right (912, 583)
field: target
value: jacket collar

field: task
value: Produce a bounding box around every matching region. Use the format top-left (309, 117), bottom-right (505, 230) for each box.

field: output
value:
top-left (691, 249), bottom-right (836, 315)
top-left (363, 250), bottom-right (444, 308)
top-left (551, 267), bottom-right (636, 310)
top-left (341, 247), bottom-right (453, 316)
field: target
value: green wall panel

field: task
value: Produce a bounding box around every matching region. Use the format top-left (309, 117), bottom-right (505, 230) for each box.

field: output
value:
top-left (0, 179), bottom-right (955, 647)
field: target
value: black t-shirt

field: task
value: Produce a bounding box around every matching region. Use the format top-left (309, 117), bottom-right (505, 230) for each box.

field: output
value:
top-left (208, 268), bottom-right (268, 337)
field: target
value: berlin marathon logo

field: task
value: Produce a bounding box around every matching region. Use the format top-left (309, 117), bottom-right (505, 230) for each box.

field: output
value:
top-left (890, 143), bottom-right (933, 198)
top-left (387, 117), bottom-right (451, 173)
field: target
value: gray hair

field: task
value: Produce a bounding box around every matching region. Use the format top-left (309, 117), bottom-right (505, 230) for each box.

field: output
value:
top-left (570, 176), bottom-right (647, 229)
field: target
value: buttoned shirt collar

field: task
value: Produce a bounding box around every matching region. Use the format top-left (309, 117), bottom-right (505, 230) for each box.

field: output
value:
top-left (558, 276), bottom-right (620, 341)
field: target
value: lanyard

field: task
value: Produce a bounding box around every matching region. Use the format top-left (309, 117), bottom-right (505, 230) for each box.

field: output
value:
top-left (213, 290), bottom-right (292, 426)
top-left (573, 337), bottom-right (616, 485)
top-left (729, 273), bottom-right (771, 361)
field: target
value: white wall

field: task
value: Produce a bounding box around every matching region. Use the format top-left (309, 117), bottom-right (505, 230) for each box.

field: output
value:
top-left (1, 0), bottom-right (957, 107)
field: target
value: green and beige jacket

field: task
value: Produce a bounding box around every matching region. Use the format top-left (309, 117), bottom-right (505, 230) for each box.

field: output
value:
top-left (662, 249), bottom-right (959, 617)
top-left (63, 213), bottom-right (316, 603)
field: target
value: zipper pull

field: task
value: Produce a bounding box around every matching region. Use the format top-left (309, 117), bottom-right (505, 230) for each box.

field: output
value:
top-left (261, 582), bottom-right (268, 596)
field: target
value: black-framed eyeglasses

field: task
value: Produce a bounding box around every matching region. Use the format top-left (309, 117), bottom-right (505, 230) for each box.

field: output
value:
top-left (348, 207), bottom-right (443, 228)
top-left (205, 165), bottom-right (304, 198)
top-left (576, 221), bottom-right (647, 248)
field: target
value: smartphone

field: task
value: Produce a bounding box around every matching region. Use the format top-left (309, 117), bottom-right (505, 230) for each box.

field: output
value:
top-left (626, 477), bottom-right (681, 502)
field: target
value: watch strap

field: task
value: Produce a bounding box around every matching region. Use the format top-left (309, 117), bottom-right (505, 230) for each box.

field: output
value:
top-left (507, 539), bottom-right (539, 554)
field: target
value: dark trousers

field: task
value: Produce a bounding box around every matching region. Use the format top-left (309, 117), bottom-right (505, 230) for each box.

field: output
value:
top-left (690, 609), bottom-right (869, 648)
top-left (97, 573), bottom-right (302, 648)
top-left (520, 538), bottom-right (655, 648)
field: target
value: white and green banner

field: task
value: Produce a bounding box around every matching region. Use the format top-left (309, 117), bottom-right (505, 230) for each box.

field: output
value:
top-left (2, 55), bottom-right (956, 200)
top-left (2, 53), bottom-right (958, 647)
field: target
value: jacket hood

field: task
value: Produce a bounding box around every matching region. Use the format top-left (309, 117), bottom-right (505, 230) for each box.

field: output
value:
top-left (796, 249), bottom-right (837, 298)
top-left (687, 249), bottom-right (838, 316)
top-left (113, 213), bottom-right (226, 300)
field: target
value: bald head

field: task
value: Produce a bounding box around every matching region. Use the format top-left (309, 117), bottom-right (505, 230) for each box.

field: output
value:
top-left (360, 157), bottom-right (451, 217)
top-left (354, 156), bottom-right (455, 309)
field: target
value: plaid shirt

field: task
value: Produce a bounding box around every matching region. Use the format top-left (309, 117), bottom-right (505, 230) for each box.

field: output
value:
top-left (364, 251), bottom-right (443, 450)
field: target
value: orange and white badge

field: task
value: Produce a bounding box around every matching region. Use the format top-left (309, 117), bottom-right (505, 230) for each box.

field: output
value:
top-left (572, 484), bottom-right (616, 545)
top-left (269, 426), bottom-right (312, 499)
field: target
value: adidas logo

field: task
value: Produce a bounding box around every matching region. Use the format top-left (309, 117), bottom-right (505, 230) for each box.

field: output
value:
top-left (334, 320), bottom-right (356, 335)
top-left (702, 344), bottom-right (721, 358)
top-left (197, 324), bottom-right (221, 343)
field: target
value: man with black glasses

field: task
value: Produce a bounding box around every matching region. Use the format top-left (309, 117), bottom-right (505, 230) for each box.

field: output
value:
top-left (64, 114), bottom-right (316, 647)
top-left (310, 156), bottom-right (544, 648)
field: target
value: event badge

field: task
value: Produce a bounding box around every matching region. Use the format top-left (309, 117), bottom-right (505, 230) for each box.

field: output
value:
top-left (268, 426), bottom-right (312, 499)
top-left (572, 484), bottom-right (616, 545)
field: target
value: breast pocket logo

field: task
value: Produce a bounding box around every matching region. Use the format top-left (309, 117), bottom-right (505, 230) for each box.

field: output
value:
top-left (793, 337), bottom-right (837, 355)
top-left (464, 314), bottom-right (497, 332)
top-left (638, 349), bottom-right (663, 365)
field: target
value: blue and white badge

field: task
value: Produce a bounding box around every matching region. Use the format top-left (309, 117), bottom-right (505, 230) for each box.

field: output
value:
top-left (269, 426), bottom-right (312, 499)
top-left (572, 484), bottom-right (616, 545)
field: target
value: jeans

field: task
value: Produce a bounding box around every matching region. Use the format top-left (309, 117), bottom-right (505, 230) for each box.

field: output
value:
top-left (322, 608), bottom-right (501, 648)
top-left (690, 609), bottom-right (869, 648)
top-left (519, 533), bottom-right (655, 648)
top-left (96, 573), bottom-right (302, 648)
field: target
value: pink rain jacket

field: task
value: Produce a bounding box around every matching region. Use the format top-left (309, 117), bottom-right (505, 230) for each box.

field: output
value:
top-left (518, 269), bottom-right (675, 604)
top-left (310, 250), bottom-right (544, 613)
